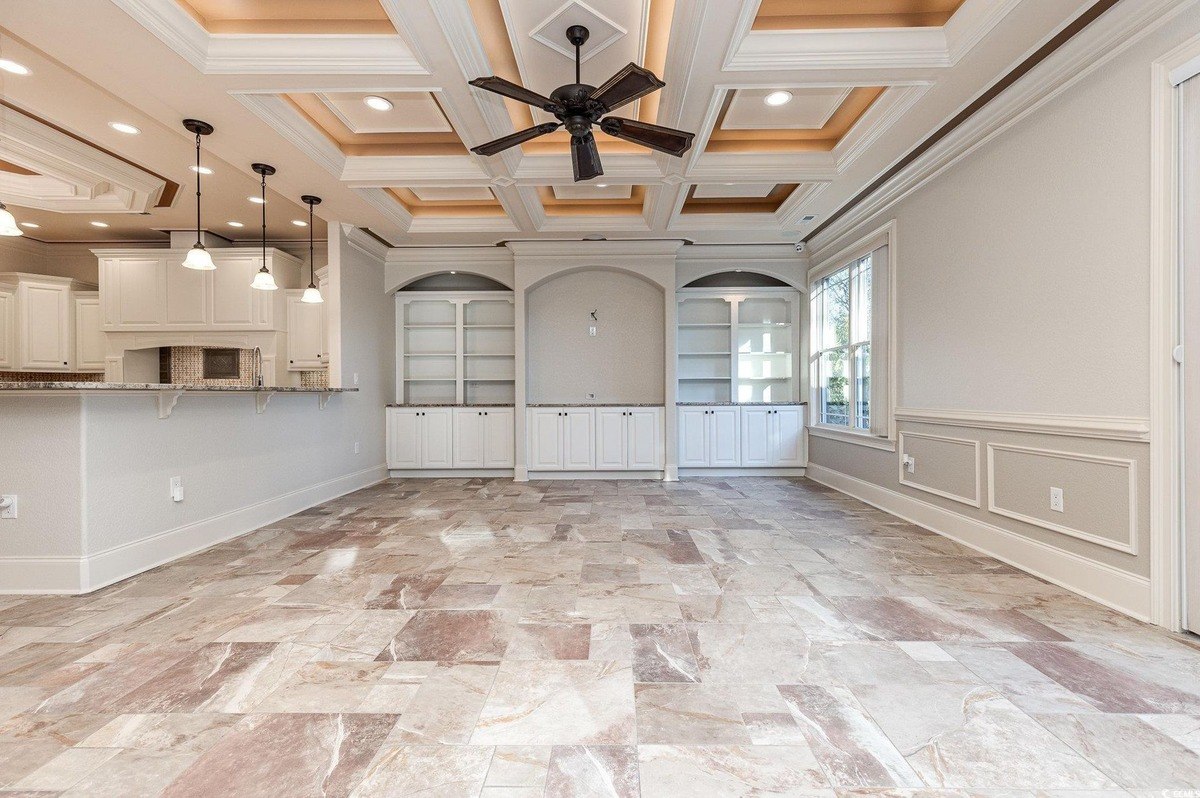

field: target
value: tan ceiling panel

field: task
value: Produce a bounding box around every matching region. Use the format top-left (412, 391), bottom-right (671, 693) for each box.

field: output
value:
top-left (752, 0), bottom-right (968, 31)
top-left (681, 183), bottom-right (798, 214)
top-left (177, 0), bottom-right (396, 34)
top-left (464, 0), bottom-right (674, 155)
top-left (285, 93), bottom-right (467, 157)
top-left (723, 87), bottom-right (852, 130)
top-left (537, 185), bottom-right (646, 216)
top-left (318, 93), bottom-right (452, 135)
top-left (705, 86), bottom-right (884, 153)
top-left (0, 159), bottom-right (38, 176)
top-left (388, 187), bottom-right (507, 218)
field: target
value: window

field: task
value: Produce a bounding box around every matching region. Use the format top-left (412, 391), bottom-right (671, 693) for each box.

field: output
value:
top-left (811, 254), bottom-right (873, 429)
top-left (806, 224), bottom-right (892, 441)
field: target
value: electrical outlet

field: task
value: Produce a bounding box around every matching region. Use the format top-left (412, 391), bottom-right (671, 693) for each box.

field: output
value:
top-left (0, 495), bottom-right (17, 519)
top-left (585, 392), bottom-right (596, 400)
top-left (354, 441), bottom-right (361, 454)
top-left (1050, 487), bottom-right (1064, 513)
top-left (353, 373), bottom-right (359, 386)
top-left (588, 326), bottom-right (597, 337)
top-left (902, 455), bottom-right (916, 474)
top-left (170, 477), bottom-right (184, 503)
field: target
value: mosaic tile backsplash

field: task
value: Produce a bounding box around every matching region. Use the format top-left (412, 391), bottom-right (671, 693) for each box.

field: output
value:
top-left (0, 371), bottom-right (105, 382)
top-left (168, 346), bottom-right (256, 387)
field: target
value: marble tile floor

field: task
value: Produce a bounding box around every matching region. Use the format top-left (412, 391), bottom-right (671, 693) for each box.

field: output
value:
top-left (1, 477), bottom-right (1199, 797)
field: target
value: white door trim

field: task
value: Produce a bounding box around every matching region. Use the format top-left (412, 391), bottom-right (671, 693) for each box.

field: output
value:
top-left (1148, 33), bottom-right (1200, 631)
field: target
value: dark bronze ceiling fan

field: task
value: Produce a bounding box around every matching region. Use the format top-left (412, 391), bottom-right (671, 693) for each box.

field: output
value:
top-left (468, 24), bottom-right (695, 182)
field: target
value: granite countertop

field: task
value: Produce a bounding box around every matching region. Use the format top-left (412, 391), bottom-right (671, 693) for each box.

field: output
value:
top-left (526, 402), bottom-right (665, 408)
top-left (676, 401), bottom-right (808, 406)
top-left (387, 403), bottom-right (515, 408)
top-left (0, 382), bottom-right (356, 393)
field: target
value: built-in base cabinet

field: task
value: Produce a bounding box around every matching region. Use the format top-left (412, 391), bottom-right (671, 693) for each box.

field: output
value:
top-left (0, 274), bottom-right (100, 372)
top-left (387, 406), bottom-right (514, 470)
top-left (679, 404), bottom-right (806, 469)
top-left (528, 407), bottom-right (664, 472)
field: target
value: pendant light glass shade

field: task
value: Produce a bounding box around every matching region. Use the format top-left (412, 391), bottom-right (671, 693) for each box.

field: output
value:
top-left (182, 244), bottom-right (215, 270)
top-left (251, 162), bottom-right (277, 291)
top-left (251, 269), bottom-right (278, 291)
top-left (300, 194), bottom-right (323, 303)
top-left (0, 203), bottom-right (22, 237)
top-left (181, 119), bottom-right (215, 270)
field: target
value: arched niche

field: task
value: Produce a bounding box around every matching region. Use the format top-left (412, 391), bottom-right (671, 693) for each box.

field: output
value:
top-left (397, 272), bottom-right (511, 292)
top-left (681, 270), bottom-right (792, 289)
top-left (525, 265), bottom-right (666, 405)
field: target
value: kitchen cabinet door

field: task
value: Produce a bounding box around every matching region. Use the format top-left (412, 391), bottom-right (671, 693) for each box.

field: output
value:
top-left (740, 407), bottom-right (772, 467)
top-left (286, 292), bottom-right (324, 370)
top-left (678, 407), bottom-right (709, 468)
top-left (710, 407), bottom-right (741, 467)
top-left (528, 409), bottom-right (564, 471)
top-left (453, 408), bottom-right (486, 468)
top-left (386, 408), bottom-right (420, 469)
top-left (18, 280), bottom-right (71, 370)
top-left (595, 408), bottom-right (628, 470)
top-left (562, 409), bottom-right (595, 470)
top-left (420, 408), bottom-right (454, 469)
top-left (772, 406), bottom-right (806, 467)
top-left (627, 408), bottom-right (662, 470)
top-left (73, 295), bottom-right (105, 372)
top-left (482, 408), bottom-right (514, 468)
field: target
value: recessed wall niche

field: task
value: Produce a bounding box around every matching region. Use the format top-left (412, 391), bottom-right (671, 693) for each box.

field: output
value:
top-left (526, 269), bottom-right (665, 405)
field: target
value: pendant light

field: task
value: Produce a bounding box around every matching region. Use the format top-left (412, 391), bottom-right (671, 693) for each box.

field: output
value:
top-left (181, 119), bottom-right (216, 270)
top-left (300, 194), bottom-right (323, 304)
top-left (0, 203), bottom-right (21, 237)
top-left (250, 162), bottom-right (277, 291)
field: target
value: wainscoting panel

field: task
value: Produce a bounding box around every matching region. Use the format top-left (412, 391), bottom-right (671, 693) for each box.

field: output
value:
top-left (987, 442), bottom-right (1138, 554)
top-left (898, 430), bottom-right (981, 507)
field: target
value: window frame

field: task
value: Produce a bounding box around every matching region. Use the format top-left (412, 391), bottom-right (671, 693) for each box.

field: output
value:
top-left (810, 255), bottom-right (872, 431)
top-left (807, 220), bottom-right (897, 448)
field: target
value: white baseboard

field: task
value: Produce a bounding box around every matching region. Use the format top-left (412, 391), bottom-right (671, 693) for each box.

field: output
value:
top-left (679, 468), bottom-right (807, 478)
top-left (526, 470), bottom-right (665, 480)
top-left (388, 469), bottom-right (514, 478)
top-left (805, 463), bottom-right (1152, 621)
top-left (0, 464), bottom-right (389, 596)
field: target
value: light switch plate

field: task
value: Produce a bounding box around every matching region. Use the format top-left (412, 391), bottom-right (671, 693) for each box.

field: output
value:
top-left (170, 477), bottom-right (184, 503)
top-left (1050, 487), bottom-right (1064, 513)
top-left (0, 495), bottom-right (16, 519)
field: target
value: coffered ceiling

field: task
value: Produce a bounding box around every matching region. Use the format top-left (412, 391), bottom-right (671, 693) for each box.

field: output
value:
top-left (0, 0), bottom-right (1112, 246)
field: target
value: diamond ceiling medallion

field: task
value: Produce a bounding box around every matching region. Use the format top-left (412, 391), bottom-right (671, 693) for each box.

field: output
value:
top-left (529, 0), bottom-right (627, 63)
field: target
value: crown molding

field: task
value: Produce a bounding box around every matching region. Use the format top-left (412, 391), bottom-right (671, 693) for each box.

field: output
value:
top-left (230, 92), bottom-right (345, 178)
top-left (341, 224), bottom-right (391, 261)
top-left (0, 107), bottom-right (166, 213)
top-left (722, 0), bottom-right (1021, 71)
top-left (385, 246), bottom-right (514, 267)
top-left (810, 0), bottom-right (1186, 258)
top-left (110, 0), bottom-right (425, 74)
top-left (894, 407), bottom-right (1151, 442)
top-left (506, 239), bottom-right (685, 259)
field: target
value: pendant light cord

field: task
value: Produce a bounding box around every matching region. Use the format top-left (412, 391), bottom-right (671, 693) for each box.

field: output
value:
top-left (308, 201), bottom-right (316, 288)
top-left (260, 170), bottom-right (267, 269)
top-left (194, 131), bottom-right (202, 248)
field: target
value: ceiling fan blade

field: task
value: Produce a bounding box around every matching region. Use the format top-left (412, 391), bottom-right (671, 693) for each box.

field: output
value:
top-left (587, 63), bottom-right (666, 112)
top-left (471, 123), bottom-right (561, 157)
top-left (469, 76), bottom-right (562, 113)
top-left (599, 117), bottom-right (695, 157)
top-left (571, 132), bottom-right (603, 182)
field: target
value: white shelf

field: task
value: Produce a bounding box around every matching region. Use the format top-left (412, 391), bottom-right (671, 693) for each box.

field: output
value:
top-left (405, 353), bottom-right (456, 357)
top-left (679, 323), bottom-right (731, 328)
top-left (680, 351), bottom-right (731, 356)
top-left (464, 324), bottom-right (515, 329)
top-left (465, 353), bottom-right (516, 357)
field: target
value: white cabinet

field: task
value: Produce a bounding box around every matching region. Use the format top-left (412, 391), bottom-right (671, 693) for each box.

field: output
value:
top-left (597, 407), bottom-right (663, 470)
top-left (286, 291), bottom-right (325, 370)
top-left (453, 408), bottom-right (514, 468)
top-left (0, 289), bottom-right (13, 369)
top-left (741, 405), bottom-right (806, 467)
top-left (96, 250), bottom-right (299, 332)
top-left (73, 293), bottom-right (105, 372)
top-left (386, 407), bottom-right (454, 469)
top-left (17, 278), bottom-right (72, 370)
top-left (678, 406), bottom-right (741, 468)
top-left (527, 408), bottom-right (596, 471)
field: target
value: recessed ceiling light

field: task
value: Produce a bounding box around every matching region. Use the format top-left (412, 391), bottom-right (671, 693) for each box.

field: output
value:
top-left (227, 220), bottom-right (244, 228)
top-left (363, 95), bottom-right (393, 112)
top-left (764, 90), bottom-right (793, 107)
top-left (19, 221), bottom-right (39, 229)
top-left (0, 59), bottom-right (30, 76)
top-left (291, 219), bottom-right (307, 227)
top-left (110, 122), bottom-right (140, 135)
top-left (190, 165), bottom-right (213, 175)
top-left (248, 196), bottom-right (266, 204)
top-left (90, 221), bottom-right (109, 228)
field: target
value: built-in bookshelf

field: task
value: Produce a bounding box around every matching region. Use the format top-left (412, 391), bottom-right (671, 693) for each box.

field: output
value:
top-left (677, 288), bottom-right (801, 403)
top-left (397, 292), bottom-right (515, 405)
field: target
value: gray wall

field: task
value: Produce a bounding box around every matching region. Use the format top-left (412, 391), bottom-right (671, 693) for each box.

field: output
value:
top-left (805, 11), bottom-right (1199, 581)
top-left (526, 269), bottom-right (665, 404)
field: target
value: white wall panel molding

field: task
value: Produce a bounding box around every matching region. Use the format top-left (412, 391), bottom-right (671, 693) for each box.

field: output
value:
top-left (894, 407), bottom-right (1151, 442)
top-left (810, 0), bottom-right (1188, 258)
top-left (986, 442), bottom-right (1139, 556)
top-left (898, 430), bottom-right (981, 507)
top-left (111, 0), bottom-right (426, 75)
top-left (806, 463), bottom-right (1152, 621)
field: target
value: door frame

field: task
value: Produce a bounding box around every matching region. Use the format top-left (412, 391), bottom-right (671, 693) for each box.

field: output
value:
top-left (1149, 34), bottom-right (1200, 631)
